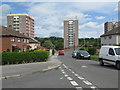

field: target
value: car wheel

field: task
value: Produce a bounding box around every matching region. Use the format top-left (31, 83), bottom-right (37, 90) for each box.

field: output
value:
top-left (116, 62), bottom-right (120, 70)
top-left (99, 59), bottom-right (104, 66)
top-left (88, 57), bottom-right (91, 60)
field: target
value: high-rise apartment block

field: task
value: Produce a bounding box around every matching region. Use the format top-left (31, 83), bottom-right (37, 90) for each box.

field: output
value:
top-left (7, 14), bottom-right (34, 38)
top-left (64, 19), bottom-right (78, 49)
top-left (104, 21), bottom-right (120, 34)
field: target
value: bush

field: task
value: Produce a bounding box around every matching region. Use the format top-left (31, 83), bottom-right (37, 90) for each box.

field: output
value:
top-left (87, 48), bottom-right (96, 55)
top-left (79, 48), bottom-right (88, 51)
top-left (2, 51), bottom-right (49, 65)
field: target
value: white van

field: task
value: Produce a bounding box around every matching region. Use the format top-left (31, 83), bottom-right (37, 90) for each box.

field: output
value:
top-left (99, 46), bottom-right (120, 70)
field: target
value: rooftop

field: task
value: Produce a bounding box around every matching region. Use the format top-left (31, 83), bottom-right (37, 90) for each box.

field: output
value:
top-left (100, 26), bottom-right (120, 37)
top-left (0, 26), bottom-right (30, 39)
top-left (7, 14), bottom-right (34, 19)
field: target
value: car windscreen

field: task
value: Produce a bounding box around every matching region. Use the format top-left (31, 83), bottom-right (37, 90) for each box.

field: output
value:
top-left (79, 51), bottom-right (89, 55)
top-left (115, 48), bottom-right (120, 55)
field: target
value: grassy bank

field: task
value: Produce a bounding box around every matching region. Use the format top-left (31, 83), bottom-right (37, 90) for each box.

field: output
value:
top-left (91, 55), bottom-right (99, 61)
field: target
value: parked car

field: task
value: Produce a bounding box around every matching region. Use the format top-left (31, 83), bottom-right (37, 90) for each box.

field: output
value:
top-left (72, 50), bottom-right (79, 58)
top-left (76, 50), bottom-right (90, 60)
top-left (99, 46), bottom-right (120, 70)
top-left (58, 50), bottom-right (65, 55)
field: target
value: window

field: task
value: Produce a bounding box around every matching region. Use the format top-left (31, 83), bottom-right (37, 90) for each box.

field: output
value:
top-left (11, 37), bottom-right (15, 42)
top-left (109, 36), bottom-right (112, 39)
top-left (109, 48), bottom-right (115, 55)
top-left (115, 48), bottom-right (120, 55)
top-left (18, 38), bottom-right (21, 42)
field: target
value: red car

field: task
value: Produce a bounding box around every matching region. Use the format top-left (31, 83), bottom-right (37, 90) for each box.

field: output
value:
top-left (58, 50), bottom-right (65, 55)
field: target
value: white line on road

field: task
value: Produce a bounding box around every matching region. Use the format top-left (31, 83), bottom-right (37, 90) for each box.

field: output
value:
top-left (77, 76), bottom-right (84, 80)
top-left (61, 70), bottom-right (64, 72)
top-left (67, 77), bottom-right (73, 80)
top-left (90, 86), bottom-right (97, 89)
top-left (70, 81), bottom-right (79, 86)
top-left (72, 71), bottom-right (75, 74)
top-left (64, 74), bottom-right (68, 77)
top-left (81, 65), bottom-right (87, 68)
top-left (83, 80), bottom-right (93, 85)
top-left (69, 69), bottom-right (72, 71)
top-left (63, 64), bottom-right (68, 69)
top-left (76, 87), bottom-right (82, 89)
top-left (62, 71), bottom-right (66, 74)
top-left (60, 77), bottom-right (63, 80)
top-left (75, 74), bottom-right (79, 77)
top-left (59, 67), bottom-right (61, 69)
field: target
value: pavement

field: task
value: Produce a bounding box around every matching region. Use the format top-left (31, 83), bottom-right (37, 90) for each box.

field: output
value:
top-left (1, 55), bottom-right (62, 80)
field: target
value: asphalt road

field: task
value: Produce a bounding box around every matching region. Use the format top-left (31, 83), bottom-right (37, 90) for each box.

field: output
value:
top-left (57, 50), bottom-right (119, 89)
top-left (2, 50), bottom-right (119, 90)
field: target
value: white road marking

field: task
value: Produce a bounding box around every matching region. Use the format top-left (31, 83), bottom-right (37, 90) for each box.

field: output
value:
top-left (83, 80), bottom-right (92, 85)
top-left (69, 69), bottom-right (72, 71)
top-left (75, 74), bottom-right (79, 77)
top-left (78, 76), bottom-right (84, 80)
top-left (81, 65), bottom-right (87, 68)
top-left (64, 74), bottom-right (68, 77)
top-left (63, 64), bottom-right (68, 69)
top-left (67, 77), bottom-right (73, 80)
top-left (90, 86), bottom-right (97, 89)
top-left (72, 71), bottom-right (75, 74)
top-left (60, 77), bottom-right (63, 80)
top-left (76, 87), bottom-right (82, 89)
top-left (61, 70), bottom-right (64, 72)
top-left (70, 81), bottom-right (79, 86)
top-left (62, 71), bottom-right (66, 74)
top-left (59, 67), bottom-right (61, 69)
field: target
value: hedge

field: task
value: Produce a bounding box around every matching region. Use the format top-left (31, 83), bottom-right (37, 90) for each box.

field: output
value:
top-left (87, 48), bottom-right (96, 55)
top-left (2, 51), bottom-right (49, 65)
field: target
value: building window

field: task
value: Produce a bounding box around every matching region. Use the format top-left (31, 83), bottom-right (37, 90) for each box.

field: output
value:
top-left (11, 37), bottom-right (15, 42)
top-left (109, 36), bottom-right (112, 39)
top-left (18, 38), bottom-right (21, 42)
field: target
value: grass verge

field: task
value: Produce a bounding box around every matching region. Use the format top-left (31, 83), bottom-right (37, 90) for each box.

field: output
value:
top-left (91, 55), bottom-right (99, 61)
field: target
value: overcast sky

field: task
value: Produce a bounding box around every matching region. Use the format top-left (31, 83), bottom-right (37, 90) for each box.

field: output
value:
top-left (1, 1), bottom-right (119, 38)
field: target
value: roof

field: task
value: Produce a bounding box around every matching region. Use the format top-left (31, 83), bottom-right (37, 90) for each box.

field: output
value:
top-left (100, 26), bottom-right (120, 37)
top-left (0, 26), bottom-right (30, 39)
top-left (7, 14), bottom-right (34, 19)
top-left (29, 38), bottom-right (40, 43)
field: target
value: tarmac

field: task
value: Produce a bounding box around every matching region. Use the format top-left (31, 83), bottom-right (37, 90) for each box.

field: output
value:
top-left (0, 54), bottom-right (62, 80)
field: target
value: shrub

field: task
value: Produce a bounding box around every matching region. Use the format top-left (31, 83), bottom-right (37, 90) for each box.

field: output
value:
top-left (87, 48), bottom-right (96, 55)
top-left (2, 51), bottom-right (49, 65)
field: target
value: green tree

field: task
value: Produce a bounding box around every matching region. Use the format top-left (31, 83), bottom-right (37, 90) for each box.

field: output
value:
top-left (42, 40), bottom-right (55, 49)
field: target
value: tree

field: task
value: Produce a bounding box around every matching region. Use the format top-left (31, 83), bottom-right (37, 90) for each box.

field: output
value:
top-left (42, 40), bottom-right (55, 49)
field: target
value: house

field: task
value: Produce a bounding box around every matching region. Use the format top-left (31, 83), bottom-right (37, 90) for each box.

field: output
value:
top-left (28, 38), bottom-right (41, 50)
top-left (0, 26), bottom-right (30, 52)
top-left (100, 26), bottom-right (120, 46)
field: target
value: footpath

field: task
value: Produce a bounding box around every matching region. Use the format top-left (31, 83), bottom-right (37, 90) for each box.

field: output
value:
top-left (1, 55), bottom-right (62, 80)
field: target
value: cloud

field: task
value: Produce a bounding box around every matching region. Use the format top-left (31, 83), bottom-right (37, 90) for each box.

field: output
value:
top-left (95, 16), bottom-right (105, 20)
top-left (79, 22), bottom-right (104, 38)
top-left (50, 32), bottom-right (62, 37)
top-left (72, 2), bottom-right (117, 14)
top-left (0, 4), bottom-right (12, 25)
top-left (2, 0), bottom-right (120, 2)
top-left (27, 2), bottom-right (94, 37)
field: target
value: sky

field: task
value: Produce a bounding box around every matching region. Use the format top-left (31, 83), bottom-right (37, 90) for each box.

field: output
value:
top-left (1, 1), bottom-right (119, 38)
